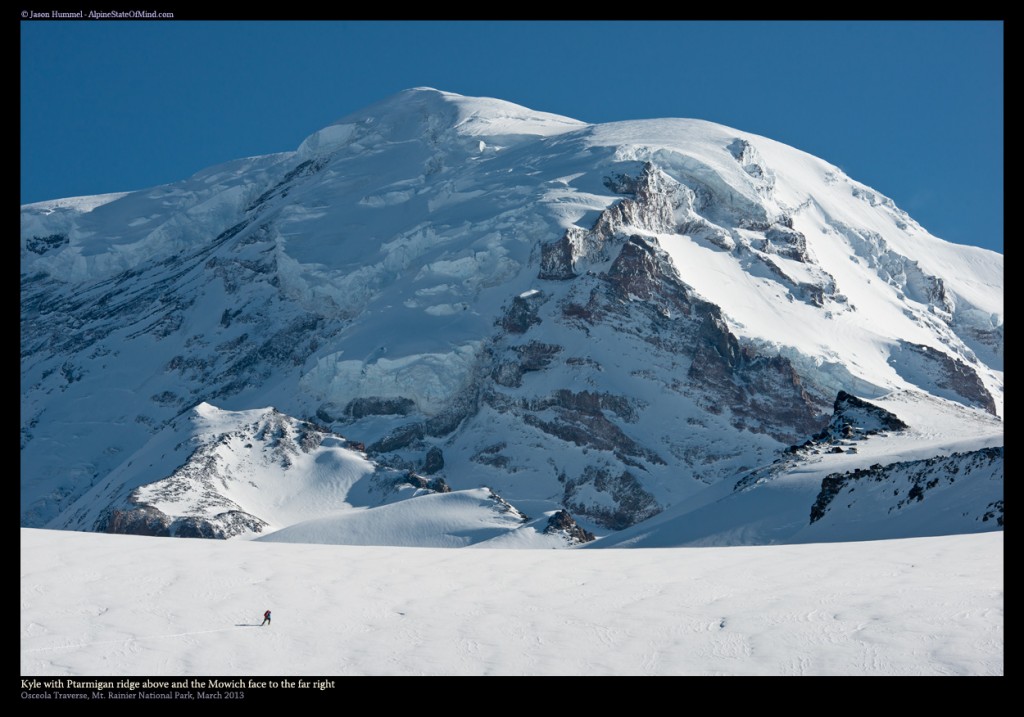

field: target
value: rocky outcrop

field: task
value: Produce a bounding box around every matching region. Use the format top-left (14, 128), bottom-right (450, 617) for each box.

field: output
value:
top-left (981, 499), bottom-right (1004, 527)
top-left (727, 138), bottom-right (774, 192)
top-left (599, 234), bottom-right (827, 443)
top-left (492, 341), bottom-right (561, 388)
top-left (499, 291), bottom-right (545, 334)
top-left (761, 224), bottom-right (809, 263)
top-left (486, 488), bottom-right (529, 522)
top-left (687, 316), bottom-right (826, 443)
top-left (787, 391), bottom-right (908, 455)
top-left (563, 468), bottom-right (660, 530)
top-left (891, 343), bottom-right (997, 415)
top-left (368, 391), bottom-right (481, 454)
top-left (830, 391), bottom-right (908, 432)
top-left (539, 226), bottom-right (586, 280)
top-left (539, 163), bottom-right (692, 280)
top-left (606, 235), bottom-right (696, 315)
top-left (172, 511), bottom-right (269, 538)
top-left (245, 156), bottom-right (330, 212)
top-left (603, 170), bottom-right (641, 195)
top-left (422, 446), bottom-right (445, 474)
top-left (523, 409), bottom-right (661, 467)
top-left (809, 446), bottom-right (1003, 525)
top-left (99, 505), bottom-right (172, 536)
top-left (544, 223), bottom-right (826, 450)
top-left (344, 396), bottom-right (416, 419)
top-left (98, 504), bottom-right (268, 539)
top-left (399, 471), bottom-right (451, 494)
top-left (25, 233), bottom-right (69, 255)
top-left (543, 510), bottom-right (596, 545)
top-left (471, 442), bottom-right (510, 468)
top-left (362, 342), bottom-right (493, 458)
top-left (525, 389), bottom-right (637, 423)
top-left (369, 423), bottom-right (425, 454)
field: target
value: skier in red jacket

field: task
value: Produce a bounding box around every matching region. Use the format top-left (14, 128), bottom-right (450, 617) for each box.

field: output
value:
top-left (261, 610), bottom-right (271, 626)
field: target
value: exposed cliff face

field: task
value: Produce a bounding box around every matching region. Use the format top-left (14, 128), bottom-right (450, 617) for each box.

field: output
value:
top-left (540, 163), bottom-right (690, 279)
top-left (536, 168), bottom-right (831, 445)
top-left (564, 468), bottom-right (660, 530)
top-left (889, 342), bottom-right (997, 415)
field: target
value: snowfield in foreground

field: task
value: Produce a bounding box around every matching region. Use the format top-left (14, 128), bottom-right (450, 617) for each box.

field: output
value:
top-left (21, 529), bottom-right (1002, 676)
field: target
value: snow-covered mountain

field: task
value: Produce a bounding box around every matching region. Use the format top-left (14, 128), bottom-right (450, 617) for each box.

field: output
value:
top-left (21, 88), bottom-right (1003, 547)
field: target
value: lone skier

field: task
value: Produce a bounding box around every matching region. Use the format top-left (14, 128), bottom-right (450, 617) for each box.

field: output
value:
top-left (261, 610), bottom-right (271, 626)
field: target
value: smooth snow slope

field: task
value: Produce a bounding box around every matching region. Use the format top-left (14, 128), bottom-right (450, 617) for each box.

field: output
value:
top-left (21, 529), bottom-right (1003, 676)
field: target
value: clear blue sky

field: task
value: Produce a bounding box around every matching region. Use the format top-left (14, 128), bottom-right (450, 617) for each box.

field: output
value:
top-left (21, 20), bottom-right (1003, 253)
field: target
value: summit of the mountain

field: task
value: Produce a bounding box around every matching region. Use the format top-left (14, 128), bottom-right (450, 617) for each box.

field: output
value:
top-left (297, 87), bottom-right (587, 159)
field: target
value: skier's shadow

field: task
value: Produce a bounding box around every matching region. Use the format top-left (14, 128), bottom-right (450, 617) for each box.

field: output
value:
top-left (235, 623), bottom-right (262, 627)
